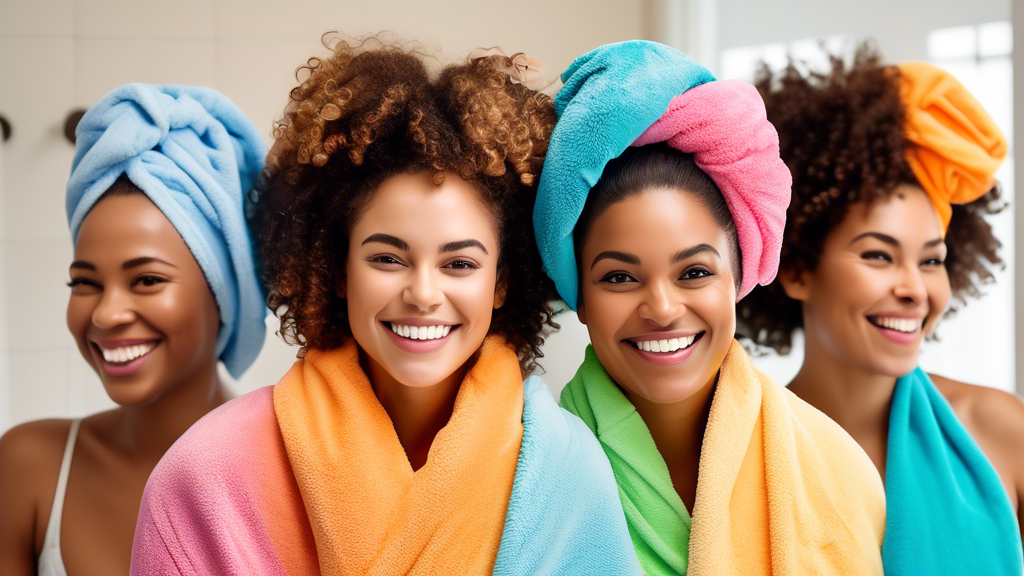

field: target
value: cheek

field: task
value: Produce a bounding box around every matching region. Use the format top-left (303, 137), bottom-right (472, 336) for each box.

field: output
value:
top-left (449, 271), bottom-right (499, 328)
top-left (346, 268), bottom-right (401, 322)
top-left (926, 270), bottom-right (952, 313)
top-left (66, 296), bottom-right (91, 338)
top-left (580, 286), bottom-right (636, 341)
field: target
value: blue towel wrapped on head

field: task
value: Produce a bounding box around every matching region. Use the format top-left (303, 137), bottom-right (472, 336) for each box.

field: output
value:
top-left (66, 84), bottom-right (267, 378)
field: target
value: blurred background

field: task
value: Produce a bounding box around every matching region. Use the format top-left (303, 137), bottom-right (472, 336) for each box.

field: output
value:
top-left (0, 0), bottom-right (1020, 431)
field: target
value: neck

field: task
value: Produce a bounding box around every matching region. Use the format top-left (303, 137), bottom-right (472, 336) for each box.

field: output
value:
top-left (113, 361), bottom-right (229, 464)
top-left (788, 324), bottom-right (897, 440)
top-left (624, 371), bottom-right (716, 508)
top-left (364, 351), bottom-right (472, 472)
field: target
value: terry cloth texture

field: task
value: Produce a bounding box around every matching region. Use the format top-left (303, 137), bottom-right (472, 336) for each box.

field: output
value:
top-left (898, 62), bottom-right (1007, 232)
top-left (66, 84), bottom-right (267, 377)
top-left (533, 40), bottom-right (715, 310)
top-left (131, 337), bottom-right (639, 575)
top-left (632, 80), bottom-right (792, 300)
top-left (561, 341), bottom-right (886, 575)
top-left (882, 367), bottom-right (1023, 575)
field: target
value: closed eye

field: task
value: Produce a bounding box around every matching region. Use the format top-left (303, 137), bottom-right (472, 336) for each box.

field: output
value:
top-left (67, 278), bottom-right (99, 288)
top-left (368, 254), bottom-right (406, 267)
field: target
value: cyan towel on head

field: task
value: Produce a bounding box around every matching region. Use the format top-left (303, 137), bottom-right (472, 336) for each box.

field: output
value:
top-left (883, 367), bottom-right (1023, 575)
top-left (495, 376), bottom-right (643, 575)
top-left (533, 40), bottom-right (715, 310)
top-left (66, 84), bottom-right (267, 378)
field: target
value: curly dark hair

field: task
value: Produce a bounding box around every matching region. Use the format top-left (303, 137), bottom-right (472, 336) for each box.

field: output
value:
top-left (736, 43), bottom-right (1005, 355)
top-left (250, 36), bottom-right (559, 373)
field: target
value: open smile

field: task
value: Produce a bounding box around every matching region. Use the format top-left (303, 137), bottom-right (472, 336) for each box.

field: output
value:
top-left (91, 339), bottom-right (161, 377)
top-left (865, 315), bottom-right (923, 345)
top-left (622, 331), bottom-right (705, 365)
top-left (382, 321), bottom-right (461, 353)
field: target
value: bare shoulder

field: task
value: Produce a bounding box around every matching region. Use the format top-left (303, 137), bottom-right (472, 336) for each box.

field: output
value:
top-left (0, 418), bottom-right (76, 485)
top-left (929, 374), bottom-right (1024, 480)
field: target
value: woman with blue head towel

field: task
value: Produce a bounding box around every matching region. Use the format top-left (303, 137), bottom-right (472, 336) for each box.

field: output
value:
top-left (737, 46), bottom-right (1024, 575)
top-left (0, 84), bottom-right (266, 575)
top-left (534, 40), bottom-right (886, 574)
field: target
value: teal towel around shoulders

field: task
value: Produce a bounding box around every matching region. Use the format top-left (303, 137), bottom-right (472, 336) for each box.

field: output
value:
top-left (533, 41), bottom-right (715, 310)
top-left (494, 375), bottom-right (643, 575)
top-left (883, 367), bottom-right (1023, 574)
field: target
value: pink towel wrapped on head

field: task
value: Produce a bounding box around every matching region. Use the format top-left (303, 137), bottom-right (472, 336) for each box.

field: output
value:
top-left (633, 80), bottom-right (792, 301)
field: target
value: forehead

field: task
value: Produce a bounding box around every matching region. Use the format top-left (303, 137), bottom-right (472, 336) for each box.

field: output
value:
top-left (354, 172), bottom-right (498, 247)
top-left (582, 188), bottom-right (730, 258)
top-left (833, 185), bottom-right (943, 244)
top-left (74, 194), bottom-right (190, 260)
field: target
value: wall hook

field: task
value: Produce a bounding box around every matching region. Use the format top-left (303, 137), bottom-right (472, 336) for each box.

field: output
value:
top-left (0, 114), bottom-right (10, 142)
top-left (64, 109), bottom-right (87, 145)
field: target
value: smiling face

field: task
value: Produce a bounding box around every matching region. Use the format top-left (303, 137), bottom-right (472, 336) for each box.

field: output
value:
top-left (782, 184), bottom-right (951, 377)
top-left (66, 192), bottom-right (221, 406)
top-left (577, 187), bottom-right (738, 405)
top-left (342, 170), bottom-right (504, 389)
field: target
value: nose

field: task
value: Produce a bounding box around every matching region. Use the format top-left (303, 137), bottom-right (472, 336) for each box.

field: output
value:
top-left (91, 287), bottom-right (137, 330)
top-left (638, 279), bottom-right (685, 326)
top-left (893, 261), bottom-right (927, 303)
top-left (403, 266), bottom-right (445, 311)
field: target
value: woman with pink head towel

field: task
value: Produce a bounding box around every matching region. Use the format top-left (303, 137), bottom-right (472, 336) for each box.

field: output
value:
top-left (533, 40), bottom-right (886, 575)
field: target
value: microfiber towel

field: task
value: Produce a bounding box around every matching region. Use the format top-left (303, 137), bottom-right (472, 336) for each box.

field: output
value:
top-left (882, 367), bottom-right (1023, 575)
top-left (66, 84), bottom-right (267, 378)
top-left (632, 80), bottom-right (792, 300)
top-left (897, 62), bottom-right (1007, 232)
top-left (495, 377), bottom-right (643, 575)
top-left (132, 339), bottom-right (640, 575)
top-left (533, 40), bottom-right (715, 310)
top-left (562, 342), bottom-right (887, 575)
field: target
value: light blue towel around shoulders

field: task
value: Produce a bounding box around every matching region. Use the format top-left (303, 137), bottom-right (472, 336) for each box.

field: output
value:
top-left (495, 376), bottom-right (643, 575)
top-left (883, 367), bottom-right (1023, 574)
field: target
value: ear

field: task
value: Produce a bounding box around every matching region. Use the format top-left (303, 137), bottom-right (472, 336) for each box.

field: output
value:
top-left (778, 266), bottom-right (810, 302)
top-left (576, 299), bottom-right (587, 325)
top-left (493, 277), bottom-right (507, 309)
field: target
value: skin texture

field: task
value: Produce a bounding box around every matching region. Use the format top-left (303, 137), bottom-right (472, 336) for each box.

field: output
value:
top-left (577, 187), bottom-right (737, 511)
top-left (341, 170), bottom-right (505, 471)
top-left (784, 185), bottom-right (1024, 535)
top-left (0, 193), bottom-right (229, 576)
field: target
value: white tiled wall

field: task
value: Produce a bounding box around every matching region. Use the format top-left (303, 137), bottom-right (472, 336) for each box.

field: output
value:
top-left (0, 0), bottom-right (646, 431)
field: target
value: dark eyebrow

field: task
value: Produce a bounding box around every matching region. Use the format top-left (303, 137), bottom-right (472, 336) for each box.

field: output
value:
top-left (123, 256), bottom-right (177, 270)
top-left (672, 244), bottom-right (720, 263)
top-left (924, 238), bottom-right (945, 249)
top-left (850, 232), bottom-right (899, 247)
top-left (70, 261), bottom-right (96, 271)
top-left (361, 233), bottom-right (410, 251)
top-left (440, 239), bottom-right (488, 255)
top-left (591, 251), bottom-right (640, 270)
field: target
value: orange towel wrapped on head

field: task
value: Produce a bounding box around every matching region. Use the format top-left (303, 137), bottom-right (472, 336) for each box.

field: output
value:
top-left (897, 62), bottom-right (1007, 232)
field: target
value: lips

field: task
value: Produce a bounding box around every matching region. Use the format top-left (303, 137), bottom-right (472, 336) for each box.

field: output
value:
top-left (865, 315), bottom-right (923, 346)
top-left (382, 321), bottom-right (460, 353)
top-left (622, 331), bottom-right (705, 366)
top-left (90, 339), bottom-right (161, 377)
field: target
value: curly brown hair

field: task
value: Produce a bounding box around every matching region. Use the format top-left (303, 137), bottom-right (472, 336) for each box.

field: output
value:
top-left (736, 43), bottom-right (1005, 355)
top-left (250, 36), bottom-right (559, 373)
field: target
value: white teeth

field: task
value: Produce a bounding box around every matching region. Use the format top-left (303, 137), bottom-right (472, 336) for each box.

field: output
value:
top-left (99, 342), bottom-right (156, 364)
top-left (874, 317), bottom-right (918, 334)
top-left (389, 323), bottom-right (453, 341)
top-left (633, 335), bottom-right (697, 353)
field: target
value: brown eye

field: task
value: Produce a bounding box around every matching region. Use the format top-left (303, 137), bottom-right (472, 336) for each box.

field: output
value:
top-left (679, 267), bottom-right (712, 281)
top-left (601, 272), bottom-right (636, 284)
top-left (444, 259), bottom-right (478, 270)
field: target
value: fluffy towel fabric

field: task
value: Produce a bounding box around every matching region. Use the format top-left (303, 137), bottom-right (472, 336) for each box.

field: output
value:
top-left (66, 84), bottom-right (267, 377)
top-left (632, 80), bottom-right (791, 300)
top-left (882, 367), bottom-right (1023, 574)
top-left (533, 40), bottom-right (715, 310)
top-left (132, 337), bottom-right (640, 575)
top-left (897, 62), bottom-right (1007, 232)
top-left (562, 342), bottom-right (887, 575)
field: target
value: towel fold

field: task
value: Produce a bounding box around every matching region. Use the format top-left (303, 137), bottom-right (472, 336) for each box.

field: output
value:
top-left (132, 337), bottom-right (641, 575)
top-left (533, 40), bottom-right (715, 310)
top-left (562, 341), bottom-right (886, 575)
top-left (897, 62), bottom-right (1007, 232)
top-left (632, 80), bottom-right (791, 300)
top-left (882, 367), bottom-right (1023, 574)
top-left (66, 84), bottom-right (267, 377)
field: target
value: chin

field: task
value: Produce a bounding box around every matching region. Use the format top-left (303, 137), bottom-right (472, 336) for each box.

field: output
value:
top-left (866, 355), bottom-right (920, 379)
top-left (101, 380), bottom-right (162, 407)
top-left (627, 374), bottom-right (707, 405)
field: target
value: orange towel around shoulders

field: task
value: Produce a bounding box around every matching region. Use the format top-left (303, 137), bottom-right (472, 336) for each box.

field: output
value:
top-left (273, 335), bottom-right (525, 576)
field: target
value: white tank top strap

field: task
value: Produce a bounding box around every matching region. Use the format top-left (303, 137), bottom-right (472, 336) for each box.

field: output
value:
top-left (37, 418), bottom-right (80, 576)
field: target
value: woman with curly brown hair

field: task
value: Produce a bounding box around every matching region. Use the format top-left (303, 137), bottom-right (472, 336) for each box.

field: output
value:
top-left (738, 45), bottom-right (1024, 574)
top-left (129, 38), bottom-right (641, 576)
